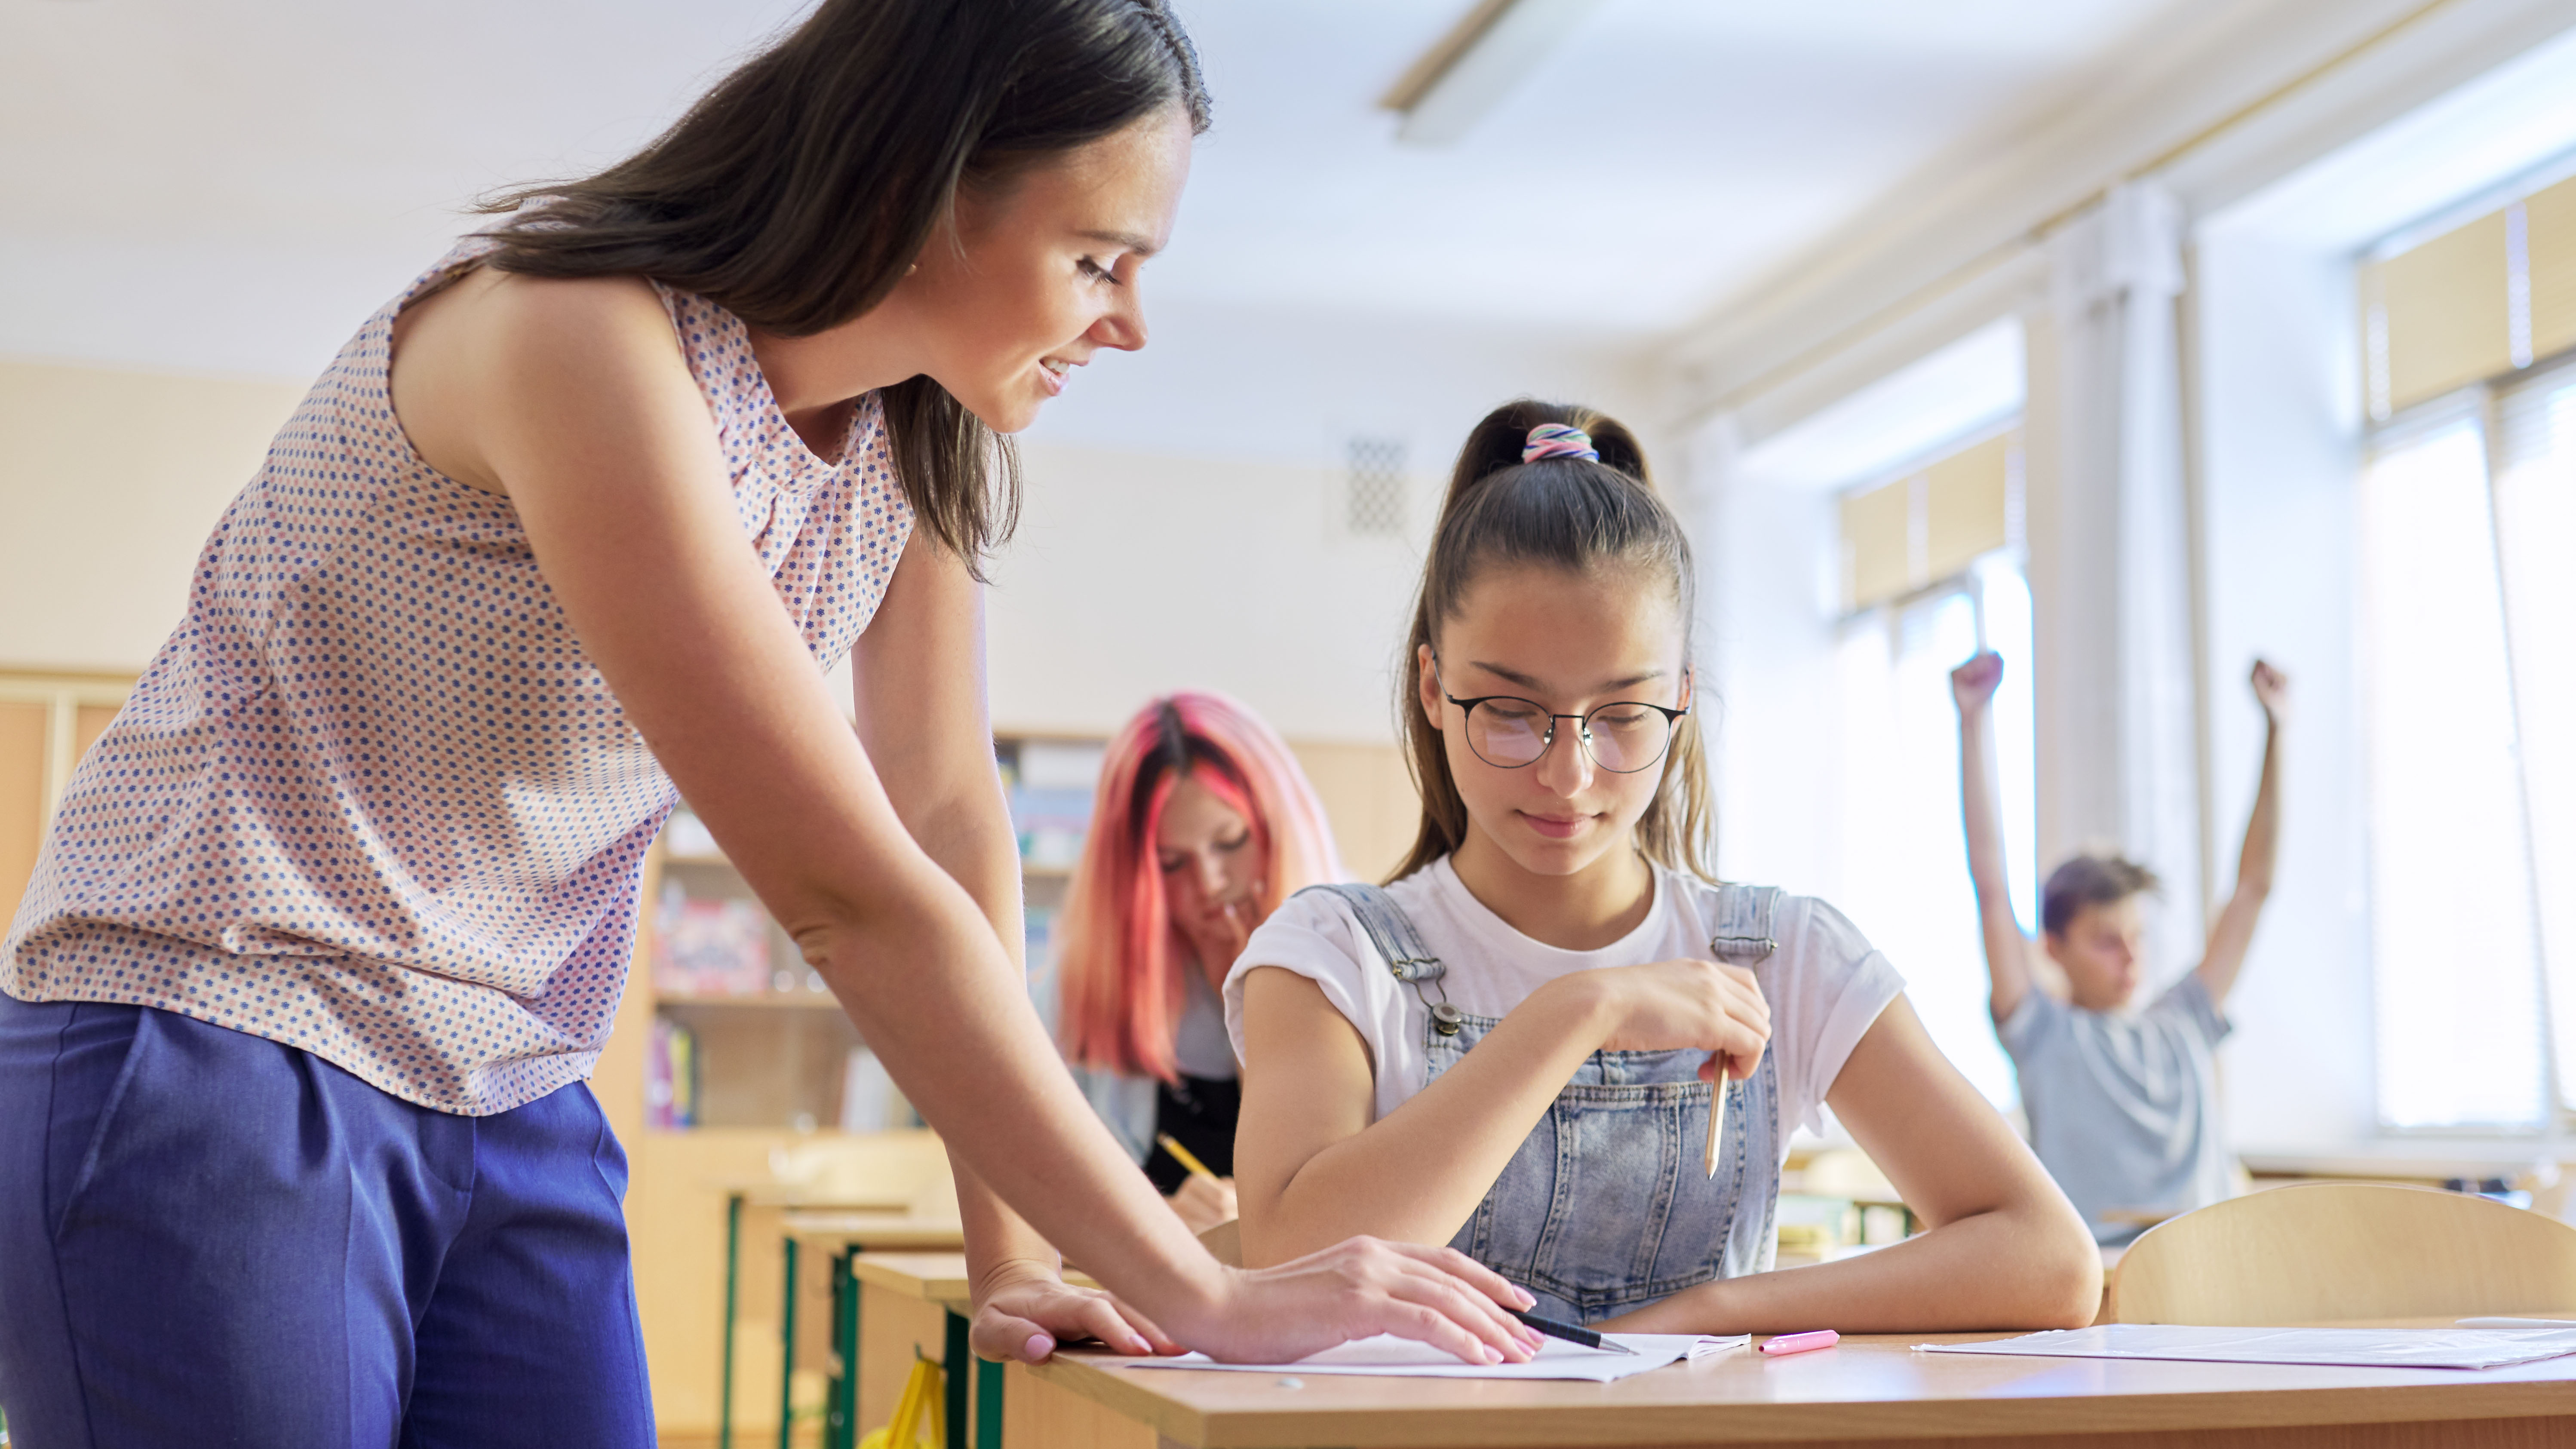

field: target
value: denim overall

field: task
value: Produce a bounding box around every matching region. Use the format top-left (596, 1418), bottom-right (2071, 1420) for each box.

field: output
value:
top-left (1307, 882), bottom-right (1784, 1323)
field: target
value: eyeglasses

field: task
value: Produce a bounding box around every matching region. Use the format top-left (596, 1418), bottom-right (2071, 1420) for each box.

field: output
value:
top-left (1436, 672), bottom-right (1688, 775)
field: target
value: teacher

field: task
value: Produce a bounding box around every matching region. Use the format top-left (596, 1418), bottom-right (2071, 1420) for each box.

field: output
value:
top-left (0, 2), bottom-right (1537, 1443)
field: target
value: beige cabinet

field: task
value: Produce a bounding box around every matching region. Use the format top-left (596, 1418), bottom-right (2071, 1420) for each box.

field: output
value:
top-left (0, 670), bottom-right (135, 930)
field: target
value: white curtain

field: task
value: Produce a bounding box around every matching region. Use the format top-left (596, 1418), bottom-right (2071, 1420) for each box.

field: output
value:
top-left (2045, 182), bottom-right (2206, 982)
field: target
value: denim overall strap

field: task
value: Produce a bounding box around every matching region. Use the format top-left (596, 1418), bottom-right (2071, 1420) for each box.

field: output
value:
top-left (1295, 884), bottom-right (1465, 1035)
top-left (1414, 881), bottom-right (1788, 1323)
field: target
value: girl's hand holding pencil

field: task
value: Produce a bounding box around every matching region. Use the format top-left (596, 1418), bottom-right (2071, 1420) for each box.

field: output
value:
top-left (1581, 956), bottom-right (1771, 1083)
top-left (1538, 959), bottom-right (1770, 1177)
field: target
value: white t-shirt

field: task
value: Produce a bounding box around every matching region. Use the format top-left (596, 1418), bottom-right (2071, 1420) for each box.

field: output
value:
top-left (1222, 857), bottom-right (1904, 1143)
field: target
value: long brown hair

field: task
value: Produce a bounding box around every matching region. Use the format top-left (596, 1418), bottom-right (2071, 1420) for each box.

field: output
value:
top-left (1392, 399), bottom-right (1717, 883)
top-left (473, 0), bottom-right (1211, 574)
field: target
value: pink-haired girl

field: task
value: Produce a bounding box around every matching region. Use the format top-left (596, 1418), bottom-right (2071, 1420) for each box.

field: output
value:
top-left (1057, 692), bottom-right (1343, 1233)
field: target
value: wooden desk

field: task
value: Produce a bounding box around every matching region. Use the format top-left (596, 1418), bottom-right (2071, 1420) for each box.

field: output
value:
top-left (717, 1181), bottom-right (956, 1449)
top-left (1015, 1323), bottom-right (2576, 1448)
top-left (834, 1253), bottom-right (1106, 1449)
top-left (759, 1217), bottom-right (967, 1449)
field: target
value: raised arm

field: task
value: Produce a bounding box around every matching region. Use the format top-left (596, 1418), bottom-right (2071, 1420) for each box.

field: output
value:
top-left (1234, 956), bottom-right (1769, 1265)
top-left (1951, 652), bottom-right (2037, 1021)
top-left (2195, 660), bottom-right (2288, 1005)
top-left (390, 271), bottom-right (1539, 1368)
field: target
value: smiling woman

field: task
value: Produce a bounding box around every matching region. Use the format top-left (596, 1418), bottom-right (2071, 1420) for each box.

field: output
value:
top-left (0, 3), bottom-right (1547, 1443)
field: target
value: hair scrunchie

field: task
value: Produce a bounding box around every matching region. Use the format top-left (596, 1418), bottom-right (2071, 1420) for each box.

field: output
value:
top-left (1522, 424), bottom-right (1599, 463)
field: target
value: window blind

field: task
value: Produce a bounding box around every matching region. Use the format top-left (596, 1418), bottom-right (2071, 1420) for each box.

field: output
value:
top-left (2533, 180), bottom-right (2576, 364)
top-left (1838, 429), bottom-right (2017, 613)
top-left (2362, 170), bottom-right (2576, 420)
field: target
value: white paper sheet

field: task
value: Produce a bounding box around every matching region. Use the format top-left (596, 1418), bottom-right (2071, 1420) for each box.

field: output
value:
top-left (1916, 1324), bottom-right (2576, 1371)
top-left (1115, 1332), bottom-right (1747, 1383)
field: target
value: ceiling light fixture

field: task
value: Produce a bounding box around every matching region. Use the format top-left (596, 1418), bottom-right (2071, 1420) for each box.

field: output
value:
top-left (1379, 0), bottom-right (1609, 147)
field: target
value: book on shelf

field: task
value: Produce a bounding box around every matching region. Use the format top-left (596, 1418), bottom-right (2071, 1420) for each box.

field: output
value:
top-left (839, 1048), bottom-right (918, 1133)
top-left (1003, 738), bottom-right (1104, 871)
top-left (646, 1016), bottom-right (698, 1130)
top-left (653, 881), bottom-right (772, 996)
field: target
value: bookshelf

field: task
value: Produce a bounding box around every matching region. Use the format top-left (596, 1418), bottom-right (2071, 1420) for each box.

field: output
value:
top-left (642, 731), bottom-right (1109, 1136)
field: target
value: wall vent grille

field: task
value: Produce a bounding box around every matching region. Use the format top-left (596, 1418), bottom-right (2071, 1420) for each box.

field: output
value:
top-left (1345, 437), bottom-right (1408, 537)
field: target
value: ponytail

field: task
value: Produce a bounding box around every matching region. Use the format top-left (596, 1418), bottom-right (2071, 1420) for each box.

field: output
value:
top-left (1391, 399), bottom-right (1716, 883)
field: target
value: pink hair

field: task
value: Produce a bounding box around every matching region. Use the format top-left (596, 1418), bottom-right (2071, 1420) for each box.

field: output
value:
top-left (1056, 691), bottom-right (1344, 1080)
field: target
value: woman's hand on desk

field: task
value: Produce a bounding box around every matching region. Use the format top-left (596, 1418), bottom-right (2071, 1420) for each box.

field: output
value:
top-left (1185, 1237), bottom-right (1545, 1366)
top-left (973, 1239), bottom-right (1543, 1368)
top-left (971, 1257), bottom-right (1178, 1364)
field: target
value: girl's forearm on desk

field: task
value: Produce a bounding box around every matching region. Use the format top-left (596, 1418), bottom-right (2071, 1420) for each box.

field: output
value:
top-left (1599, 1199), bottom-right (2100, 1335)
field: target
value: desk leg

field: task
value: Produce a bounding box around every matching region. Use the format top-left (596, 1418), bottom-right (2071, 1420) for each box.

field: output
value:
top-left (722, 1191), bottom-right (743, 1449)
top-left (827, 1250), bottom-right (858, 1449)
top-left (780, 1234), bottom-right (800, 1449)
top-left (974, 1353), bottom-right (1003, 1449)
top-left (943, 1309), bottom-right (969, 1449)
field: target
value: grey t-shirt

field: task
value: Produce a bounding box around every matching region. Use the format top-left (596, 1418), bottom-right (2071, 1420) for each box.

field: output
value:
top-left (1074, 968), bottom-right (1239, 1167)
top-left (1999, 974), bottom-right (2233, 1245)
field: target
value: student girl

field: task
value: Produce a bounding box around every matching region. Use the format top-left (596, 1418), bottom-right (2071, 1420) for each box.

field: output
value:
top-left (0, 3), bottom-right (1538, 1441)
top-left (1228, 402), bottom-right (2101, 1332)
top-left (1057, 691), bottom-right (1343, 1233)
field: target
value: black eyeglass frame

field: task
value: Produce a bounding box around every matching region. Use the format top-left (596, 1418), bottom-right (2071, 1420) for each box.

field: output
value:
top-left (1435, 676), bottom-right (1691, 775)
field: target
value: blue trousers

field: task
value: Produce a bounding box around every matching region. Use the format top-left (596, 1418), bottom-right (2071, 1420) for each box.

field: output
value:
top-left (0, 993), bottom-right (654, 1448)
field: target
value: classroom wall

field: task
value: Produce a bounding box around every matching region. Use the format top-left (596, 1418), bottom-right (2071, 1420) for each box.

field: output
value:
top-left (2, 292), bottom-right (1657, 744)
top-left (988, 441), bottom-right (1420, 746)
top-left (0, 358), bottom-right (306, 672)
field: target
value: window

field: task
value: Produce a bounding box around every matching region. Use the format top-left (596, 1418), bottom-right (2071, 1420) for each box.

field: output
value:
top-left (1830, 431), bottom-right (2034, 1109)
top-left (2358, 359), bottom-right (2576, 1129)
top-left (2355, 156), bottom-right (2576, 1130)
top-left (2499, 370), bottom-right (2576, 1113)
top-left (2359, 411), bottom-right (2548, 1128)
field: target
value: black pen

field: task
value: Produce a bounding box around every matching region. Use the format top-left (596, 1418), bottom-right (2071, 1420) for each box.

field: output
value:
top-left (1511, 1308), bottom-right (1639, 1355)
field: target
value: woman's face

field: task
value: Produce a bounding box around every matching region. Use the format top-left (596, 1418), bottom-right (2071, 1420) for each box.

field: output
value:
top-left (874, 105), bottom-right (1194, 433)
top-left (1418, 562), bottom-right (1688, 885)
top-left (1156, 770), bottom-right (1263, 937)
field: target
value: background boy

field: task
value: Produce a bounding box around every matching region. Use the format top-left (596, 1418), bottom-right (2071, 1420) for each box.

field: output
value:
top-left (1952, 653), bottom-right (2288, 1244)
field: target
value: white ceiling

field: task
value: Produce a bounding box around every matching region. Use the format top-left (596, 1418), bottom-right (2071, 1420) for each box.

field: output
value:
top-left (1, 0), bottom-right (2192, 380)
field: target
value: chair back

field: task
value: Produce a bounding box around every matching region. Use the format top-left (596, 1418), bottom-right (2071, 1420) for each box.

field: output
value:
top-left (2112, 1182), bottom-right (2576, 1324)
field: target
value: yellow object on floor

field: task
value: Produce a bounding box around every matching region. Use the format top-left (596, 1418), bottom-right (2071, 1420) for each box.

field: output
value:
top-left (857, 1354), bottom-right (943, 1449)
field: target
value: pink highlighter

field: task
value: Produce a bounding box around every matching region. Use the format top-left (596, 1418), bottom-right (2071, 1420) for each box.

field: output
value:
top-left (1759, 1330), bottom-right (1841, 1357)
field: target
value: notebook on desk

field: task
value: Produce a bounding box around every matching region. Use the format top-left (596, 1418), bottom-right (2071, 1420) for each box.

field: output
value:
top-left (1117, 1332), bottom-right (1747, 1383)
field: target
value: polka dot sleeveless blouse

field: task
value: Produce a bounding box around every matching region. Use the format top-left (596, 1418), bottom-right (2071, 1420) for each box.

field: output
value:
top-left (2, 237), bottom-right (914, 1114)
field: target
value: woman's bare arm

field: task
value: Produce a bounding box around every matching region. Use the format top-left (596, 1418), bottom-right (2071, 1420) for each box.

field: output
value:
top-left (1601, 998), bottom-right (2100, 1335)
top-left (851, 535), bottom-right (1176, 1355)
top-left (386, 271), bottom-right (1539, 1365)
